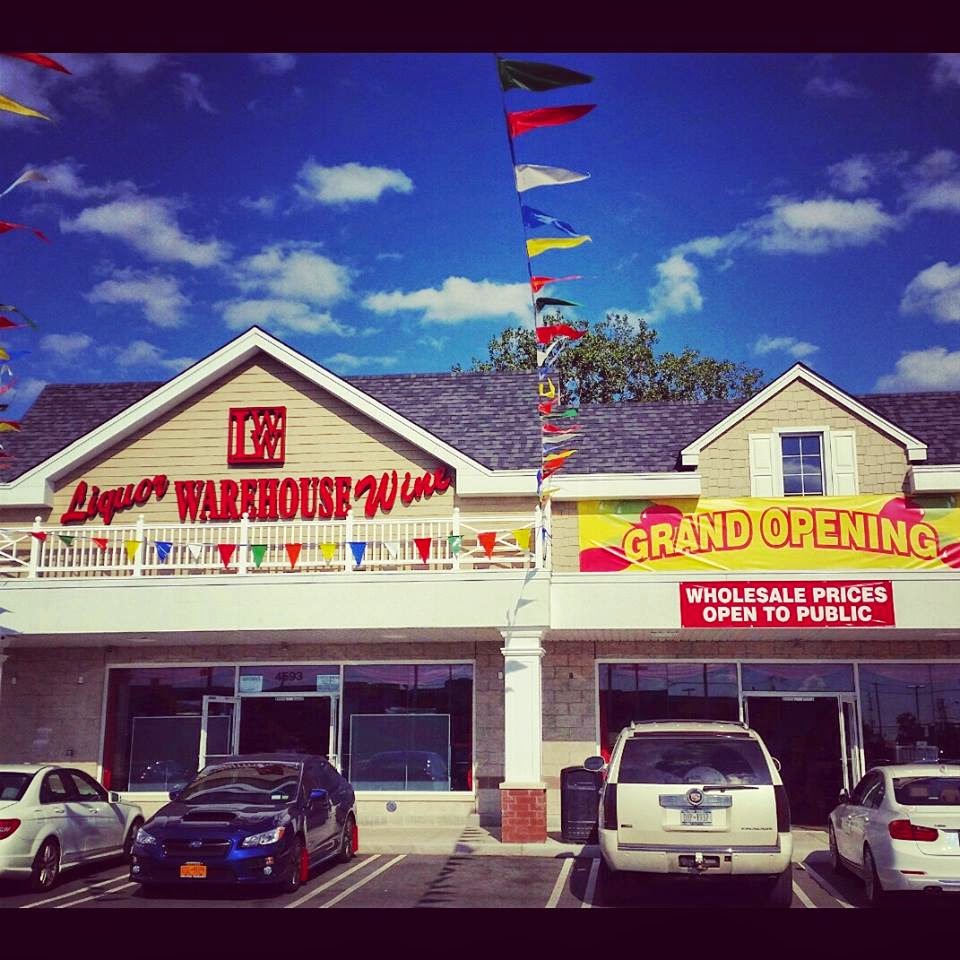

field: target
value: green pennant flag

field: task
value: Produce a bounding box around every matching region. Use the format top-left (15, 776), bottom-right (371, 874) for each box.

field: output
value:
top-left (498, 59), bottom-right (593, 93)
top-left (447, 534), bottom-right (463, 556)
top-left (57, 534), bottom-right (75, 546)
top-left (250, 544), bottom-right (267, 569)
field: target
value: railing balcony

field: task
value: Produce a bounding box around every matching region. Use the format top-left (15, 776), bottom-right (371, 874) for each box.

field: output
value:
top-left (0, 506), bottom-right (551, 580)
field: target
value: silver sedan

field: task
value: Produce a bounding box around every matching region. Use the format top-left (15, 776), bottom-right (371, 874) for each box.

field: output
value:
top-left (0, 764), bottom-right (143, 891)
top-left (828, 763), bottom-right (960, 905)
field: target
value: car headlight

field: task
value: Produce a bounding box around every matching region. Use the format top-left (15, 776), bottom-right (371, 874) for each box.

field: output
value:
top-left (241, 825), bottom-right (286, 848)
top-left (135, 828), bottom-right (157, 846)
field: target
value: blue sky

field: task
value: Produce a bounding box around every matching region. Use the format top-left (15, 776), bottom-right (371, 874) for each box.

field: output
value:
top-left (1, 52), bottom-right (959, 418)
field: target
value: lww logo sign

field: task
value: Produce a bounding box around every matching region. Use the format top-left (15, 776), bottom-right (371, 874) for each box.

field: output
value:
top-left (227, 406), bottom-right (286, 465)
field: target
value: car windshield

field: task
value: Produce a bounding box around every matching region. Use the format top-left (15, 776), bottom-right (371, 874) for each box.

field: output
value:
top-left (618, 736), bottom-right (773, 785)
top-left (893, 776), bottom-right (960, 806)
top-left (177, 762), bottom-right (301, 806)
top-left (0, 771), bottom-right (33, 802)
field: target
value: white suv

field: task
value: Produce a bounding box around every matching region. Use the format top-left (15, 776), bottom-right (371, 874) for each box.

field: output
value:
top-left (588, 719), bottom-right (794, 907)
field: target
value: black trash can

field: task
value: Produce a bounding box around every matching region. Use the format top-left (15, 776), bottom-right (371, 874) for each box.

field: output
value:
top-left (560, 765), bottom-right (603, 843)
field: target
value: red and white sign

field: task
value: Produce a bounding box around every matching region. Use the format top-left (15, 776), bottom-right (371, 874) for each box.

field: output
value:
top-left (679, 579), bottom-right (895, 628)
top-left (227, 406), bottom-right (286, 465)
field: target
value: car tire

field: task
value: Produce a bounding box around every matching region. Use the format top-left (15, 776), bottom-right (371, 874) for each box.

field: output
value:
top-left (863, 846), bottom-right (888, 907)
top-left (122, 818), bottom-right (144, 862)
top-left (335, 815), bottom-right (357, 864)
top-left (828, 825), bottom-right (849, 876)
top-left (281, 836), bottom-right (305, 894)
top-left (762, 866), bottom-right (794, 908)
top-left (29, 838), bottom-right (61, 893)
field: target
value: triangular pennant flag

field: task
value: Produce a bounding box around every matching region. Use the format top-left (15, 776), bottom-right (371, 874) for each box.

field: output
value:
top-left (537, 341), bottom-right (567, 367)
top-left (447, 534), bottom-right (463, 556)
top-left (154, 541), bottom-right (172, 563)
top-left (535, 322), bottom-right (587, 345)
top-left (538, 401), bottom-right (554, 415)
top-left (498, 58), bottom-right (593, 92)
top-left (0, 93), bottom-right (51, 122)
top-left (543, 436), bottom-right (579, 451)
top-left (57, 534), bottom-right (75, 547)
top-left (382, 540), bottom-right (400, 559)
top-left (0, 305), bottom-right (37, 328)
top-left (186, 542), bottom-right (203, 562)
top-left (506, 104), bottom-right (595, 138)
top-left (0, 169), bottom-right (46, 200)
top-left (0, 420), bottom-right (22, 431)
top-left (543, 407), bottom-right (580, 420)
top-left (536, 297), bottom-right (580, 312)
top-left (515, 164), bottom-right (590, 193)
top-left (285, 543), bottom-right (302, 569)
top-left (348, 541), bottom-right (367, 567)
top-left (320, 542), bottom-right (337, 563)
top-left (1, 52), bottom-right (72, 74)
top-left (249, 544), bottom-right (267, 569)
top-left (124, 540), bottom-right (141, 563)
top-left (530, 275), bottom-right (583, 294)
top-left (512, 528), bottom-right (531, 552)
top-left (217, 544), bottom-right (236, 568)
top-left (538, 377), bottom-right (557, 398)
top-left (92, 537), bottom-right (108, 552)
top-left (30, 531), bottom-right (47, 542)
top-left (413, 536), bottom-right (432, 564)
top-left (544, 449), bottom-right (577, 463)
top-left (526, 235), bottom-right (591, 258)
top-left (522, 206), bottom-right (580, 236)
top-left (0, 220), bottom-right (50, 243)
top-left (478, 532), bottom-right (497, 559)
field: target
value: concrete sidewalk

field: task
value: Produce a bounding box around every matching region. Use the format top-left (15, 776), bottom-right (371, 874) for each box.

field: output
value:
top-left (357, 822), bottom-right (829, 861)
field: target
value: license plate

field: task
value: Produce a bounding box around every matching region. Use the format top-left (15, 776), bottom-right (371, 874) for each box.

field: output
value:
top-left (180, 862), bottom-right (207, 879)
top-left (681, 810), bottom-right (713, 826)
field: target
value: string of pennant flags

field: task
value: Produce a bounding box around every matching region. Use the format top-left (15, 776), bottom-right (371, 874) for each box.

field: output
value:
top-left (496, 56), bottom-right (595, 504)
top-left (24, 527), bottom-right (535, 569)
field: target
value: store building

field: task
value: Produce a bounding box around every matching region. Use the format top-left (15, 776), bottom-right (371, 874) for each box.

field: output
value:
top-left (1, 326), bottom-right (958, 839)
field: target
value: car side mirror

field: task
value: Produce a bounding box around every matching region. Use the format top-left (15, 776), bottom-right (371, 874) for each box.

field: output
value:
top-left (838, 789), bottom-right (849, 804)
top-left (309, 787), bottom-right (328, 802)
top-left (583, 756), bottom-right (606, 772)
top-left (109, 791), bottom-right (121, 803)
top-left (168, 790), bottom-right (181, 801)
top-left (771, 757), bottom-right (782, 772)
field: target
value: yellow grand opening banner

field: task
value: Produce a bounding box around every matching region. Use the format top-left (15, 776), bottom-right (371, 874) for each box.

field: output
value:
top-left (577, 495), bottom-right (960, 573)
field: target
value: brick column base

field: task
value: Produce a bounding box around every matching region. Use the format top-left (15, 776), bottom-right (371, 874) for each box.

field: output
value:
top-left (500, 785), bottom-right (547, 843)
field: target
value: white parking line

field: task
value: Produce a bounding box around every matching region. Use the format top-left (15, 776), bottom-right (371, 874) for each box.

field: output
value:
top-left (20, 870), bottom-right (130, 909)
top-left (802, 863), bottom-right (856, 908)
top-left (55, 881), bottom-right (137, 907)
top-left (545, 857), bottom-right (575, 908)
top-left (792, 881), bottom-right (816, 908)
top-left (319, 854), bottom-right (406, 908)
top-left (581, 858), bottom-right (600, 908)
top-left (284, 855), bottom-right (381, 909)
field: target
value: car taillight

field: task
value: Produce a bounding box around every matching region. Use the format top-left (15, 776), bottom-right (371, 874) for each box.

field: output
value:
top-left (774, 784), bottom-right (791, 833)
top-left (888, 819), bottom-right (939, 842)
top-left (601, 783), bottom-right (618, 831)
top-left (0, 819), bottom-right (21, 839)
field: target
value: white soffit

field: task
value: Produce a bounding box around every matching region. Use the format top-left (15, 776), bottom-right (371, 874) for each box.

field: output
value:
top-left (680, 363), bottom-right (928, 466)
top-left (908, 464), bottom-right (960, 494)
top-left (546, 472), bottom-right (701, 500)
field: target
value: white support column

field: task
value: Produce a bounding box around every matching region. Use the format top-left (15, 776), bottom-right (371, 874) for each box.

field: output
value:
top-left (499, 627), bottom-right (546, 787)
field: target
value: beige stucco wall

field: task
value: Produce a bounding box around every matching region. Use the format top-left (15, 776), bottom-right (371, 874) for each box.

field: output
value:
top-left (699, 380), bottom-right (910, 498)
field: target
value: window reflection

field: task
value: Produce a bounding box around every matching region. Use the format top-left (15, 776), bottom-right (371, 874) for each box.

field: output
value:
top-left (741, 662), bottom-right (854, 692)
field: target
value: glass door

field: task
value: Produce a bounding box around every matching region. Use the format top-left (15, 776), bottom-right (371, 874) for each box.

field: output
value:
top-left (200, 695), bottom-right (240, 770)
top-left (838, 694), bottom-right (863, 794)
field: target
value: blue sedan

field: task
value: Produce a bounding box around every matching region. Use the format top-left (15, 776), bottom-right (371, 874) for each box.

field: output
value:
top-left (130, 754), bottom-right (357, 894)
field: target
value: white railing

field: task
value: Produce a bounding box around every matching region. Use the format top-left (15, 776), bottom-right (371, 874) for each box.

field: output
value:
top-left (0, 506), bottom-right (549, 579)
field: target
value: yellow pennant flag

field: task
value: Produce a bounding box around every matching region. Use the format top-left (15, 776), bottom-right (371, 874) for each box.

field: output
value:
top-left (512, 528), bottom-right (531, 551)
top-left (525, 235), bottom-right (591, 258)
top-left (0, 93), bottom-right (51, 121)
top-left (123, 540), bottom-right (142, 563)
top-left (0, 349), bottom-right (8, 361)
top-left (320, 542), bottom-right (337, 563)
top-left (544, 449), bottom-right (576, 462)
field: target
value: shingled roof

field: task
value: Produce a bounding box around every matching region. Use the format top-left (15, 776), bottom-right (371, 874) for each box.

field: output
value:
top-left (1, 370), bottom-right (958, 483)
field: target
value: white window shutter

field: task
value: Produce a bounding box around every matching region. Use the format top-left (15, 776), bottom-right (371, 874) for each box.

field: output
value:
top-left (749, 433), bottom-right (776, 497)
top-left (830, 429), bottom-right (858, 495)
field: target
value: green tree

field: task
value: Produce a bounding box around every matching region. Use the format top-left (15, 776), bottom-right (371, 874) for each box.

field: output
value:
top-left (454, 313), bottom-right (765, 405)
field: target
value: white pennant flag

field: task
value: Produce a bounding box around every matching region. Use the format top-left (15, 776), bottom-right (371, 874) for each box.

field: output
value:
top-left (382, 540), bottom-right (400, 559)
top-left (515, 163), bottom-right (590, 193)
top-left (186, 543), bottom-right (204, 562)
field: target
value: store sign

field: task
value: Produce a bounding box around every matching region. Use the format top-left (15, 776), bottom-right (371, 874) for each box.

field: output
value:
top-left (578, 496), bottom-right (960, 573)
top-left (227, 407), bottom-right (286, 465)
top-left (679, 579), bottom-right (896, 628)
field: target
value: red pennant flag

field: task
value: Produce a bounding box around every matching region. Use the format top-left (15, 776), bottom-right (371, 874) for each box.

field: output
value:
top-left (285, 543), bottom-right (302, 569)
top-left (30, 531), bottom-right (47, 542)
top-left (1, 52), bottom-right (71, 74)
top-left (0, 317), bottom-right (22, 329)
top-left (535, 323), bottom-right (586, 346)
top-left (506, 104), bottom-right (595, 138)
top-left (538, 401), bottom-right (554, 415)
top-left (92, 537), bottom-right (108, 551)
top-left (217, 543), bottom-right (236, 568)
top-left (530, 275), bottom-right (583, 294)
top-left (0, 220), bottom-right (49, 243)
top-left (478, 532), bottom-right (497, 559)
top-left (413, 537), bottom-right (432, 564)
top-left (543, 421), bottom-right (581, 434)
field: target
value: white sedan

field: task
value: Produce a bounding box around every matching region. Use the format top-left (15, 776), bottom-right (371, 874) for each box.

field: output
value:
top-left (827, 763), bottom-right (960, 905)
top-left (0, 764), bottom-right (144, 891)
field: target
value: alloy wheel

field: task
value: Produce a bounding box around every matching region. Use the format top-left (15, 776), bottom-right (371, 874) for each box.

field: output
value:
top-left (32, 840), bottom-right (60, 892)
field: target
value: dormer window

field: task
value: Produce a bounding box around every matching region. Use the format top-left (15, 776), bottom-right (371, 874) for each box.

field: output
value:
top-left (749, 426), bottom-right (859, 497)
top-left (781, 433), bottom-right (824, 496)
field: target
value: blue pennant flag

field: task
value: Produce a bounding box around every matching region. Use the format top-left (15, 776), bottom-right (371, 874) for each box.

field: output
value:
top-left (154, 541), bottom-right (172, 563)
top-left (521, 205), bottom-right (580, 236)
top-left (348, 540), bottom-right (367, 567)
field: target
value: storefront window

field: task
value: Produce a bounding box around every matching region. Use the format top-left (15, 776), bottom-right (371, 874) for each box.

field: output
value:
top-left (859, 663), bottom-right (960, 766)
top-left (103, 666), bottom-right (235, 792)
top-left (741, 662), bottom-right (854, 693)
top-left (341, 664), bottom-right (473, 791)
top-left (598, 662), bottom-right (739, 756)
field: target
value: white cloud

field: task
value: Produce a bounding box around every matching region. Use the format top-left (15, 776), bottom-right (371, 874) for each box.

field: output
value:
top-left (28, 159), bottom-right (136, 200)
top-left (376, 251), bottom-right (404, 261)
top-left (931, 54), bottom-right (960, 89)
top-left (805, 75), bottom-right (868, 98)
top-left (876, 346), bottom-right (960, 391)
top-left (40, 333), bottom-right (93, 359)
top-left (233, 243), bottom-right (352, 305)
top-left (102, 54), bottom-right (167, 76)
top-left (900, 261), bottom-right (960, 324)
top-left (109, 340), bottom-right (194, 372)
top-left (758, 196), bottom-right (897, 253)
top-left (321, 352), bottom-right (398, 371)
top-left (85, 270), bottom-right (189, 328)
top-left (295, 160), bottom-right (414, 205)
top-left (238, 195), bottom-right (277, 216)
top-left (644, 254), bottom-right (703, 322)
top-left (904, 149), bottom-right (960, 214)
top-left (603, 309), bottom-right (649, 327)
top-left (753, 334), bottom-right (820, 359)
top-left (177, 72), bottom-right (216, 113)
top-left (363, 277), bottom-right (532, 326)
top-left (61, 196), bottom-right (227, 267)
top-left (219, 298), bottom-right (350, 336)
top-left (907, 180), bottom-right (960, 214)
top-left (251, 54), bottom-right (297, 74)
top-left (827, 155), bottom-right (877, 194)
